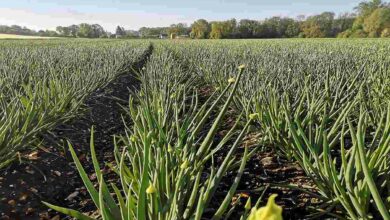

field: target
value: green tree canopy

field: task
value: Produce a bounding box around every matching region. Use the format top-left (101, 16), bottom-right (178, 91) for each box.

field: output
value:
top-left (363, 7), bottom-right (390, 36)
top-left (190, 19), bottom-right (211, 39)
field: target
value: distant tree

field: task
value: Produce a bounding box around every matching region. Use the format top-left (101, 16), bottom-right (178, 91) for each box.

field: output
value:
top-left (332, 13), bottom-right (356, 36)
top-left (0, 24), bottom-right (37, 36)
top-left (281, 18), bottom-right (300, 37)
top-left (363, 7), bottom-right (390, 36)
top-left (169, 23), bottom-right (188, 36)
top-left (301, 12), bottom-right (335, 37)
top-left (237, 19), bottom-right (258, 38)
top-left (252, 22), bottom-right (268, 38)
top-left (37, 30), bottom-right (46, 36)
top-left (190, 19), bottom-right (210, 39)
top-left (352, 0), bottom-right (384, 31)
top-left (2, 0), bottom-right (389, 40)
top-left (350, 29), bottom-right (368, 37)
top-left (301, 22), bottom-right (325, 38)
top-left (264, 17), bottom-right (284, 37)
top-left (139, 27), bottom-right (168, 38)
top-left (318, 12), bottom-right (336, 36)
top-left (210, 22), bottom-right (224, 39)
top-left (56, 26), bottom-right (63, 35)
top-left (257, 17), bottom-right (300, 38)
top-left (138, 27), bottom-right (150, 38)
top-left (92, 24), bottom-right (106, 38)
top-left (43, 30), bottom-right (59, 37)
top-left (56, 26), bottom-right (71, 36)
top-left (224, 19), bottom-right (238, 38)
top-left (10, 25), bottom-right (22, 34)
top-left (69, 25), bottom-right (79, 37)
top-left (77, 23), bottom-right (94, 38)
top-left (355, 0), bottom-right (384, 17)
top-left (209, 19), bottom-right (238, 39)
top-left (124, 30), bottom-right (140, 38)
top-left (284, 20), bottom-right (301, 37)
top-left (115, 26), bottom-right (125, 37)
top-left (285, 21), bottom-right (301, 37)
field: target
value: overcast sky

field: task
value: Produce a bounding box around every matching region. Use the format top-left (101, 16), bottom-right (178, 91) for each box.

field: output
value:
top-left (0, 0), bottom-right (362, 32)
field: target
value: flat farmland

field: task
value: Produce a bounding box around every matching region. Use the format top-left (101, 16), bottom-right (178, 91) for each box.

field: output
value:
top-left (0, 39), bottom-right (389, 220)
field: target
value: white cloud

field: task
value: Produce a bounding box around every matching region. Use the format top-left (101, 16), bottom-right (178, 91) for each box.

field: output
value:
top-left (0, 7), bottom-right (195, 32)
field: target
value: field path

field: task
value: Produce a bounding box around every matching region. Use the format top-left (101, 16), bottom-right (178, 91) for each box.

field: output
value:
top-left (0, 45), bottom-right (153, 220)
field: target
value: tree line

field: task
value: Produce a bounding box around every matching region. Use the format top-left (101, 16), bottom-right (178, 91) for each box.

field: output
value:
top-left (1, 0), bottom-right (389, 39)
top-left (0, 23), bottom-right (110, 38)
top-left (0, 25), bottom-right (59, 37)
top-left (188, 0), bottom-right (390, 39)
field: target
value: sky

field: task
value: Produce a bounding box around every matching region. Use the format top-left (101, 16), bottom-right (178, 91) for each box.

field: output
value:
top-left (0, 0), bottom-right (362, 32)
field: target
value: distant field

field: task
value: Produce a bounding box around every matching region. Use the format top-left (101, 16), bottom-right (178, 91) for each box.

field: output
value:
top-left (0, 33), bottom-right (57, 39)
top-left (0, 39), bottom-right (389, 220)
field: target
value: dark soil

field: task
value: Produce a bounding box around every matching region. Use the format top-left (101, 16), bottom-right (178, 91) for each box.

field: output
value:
top-left (234, 150), bottom-right (319, 219)
top-left (0, 46), bottom-right (153, 220)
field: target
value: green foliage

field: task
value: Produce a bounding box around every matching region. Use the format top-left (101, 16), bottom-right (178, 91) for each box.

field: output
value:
top-left (210, 19), bottom-right (238, 39)
top-left (355, 0), bottom-right (384, 18)
top-left (363, 7), bottom-right (390, 36)
top-left (351, 29), bottom-right (368, 37)
top-left (161, 39), bottom-right (390, 219)
top-left (301, 12), bottom-right (335, 38)
top-left (237, 19), bottom-right (258, 38)
top-left (115, 26), bottom-right (126, 37)
top-left (191, 19), bottom-right (211, 39)
top-left (286, 103), bottom-right (390, 219)
top-left (381, 27), bottom-right (390, 37)
top-left (0, 39), bottom-right (149, 167)
top-left (3, 35), bottom-right (390, 220)
top-left (342, 0), bottom-right (390, 38)
top-left (168, 23), bottom-right (189, 36)
top-left (45, 46), bottom-right (256, 219)
top-left (5, 0), bottom-right (390, 39)
top-left (56, 23), bottom-right (107, 38)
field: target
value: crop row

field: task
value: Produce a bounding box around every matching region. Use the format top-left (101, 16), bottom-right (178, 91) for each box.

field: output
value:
top-left (0, 40), bottom-right (149, 167)
top-left (1, 38), bottom-right (389, 219)
top-left (161, 39), bottom-right (390, 219)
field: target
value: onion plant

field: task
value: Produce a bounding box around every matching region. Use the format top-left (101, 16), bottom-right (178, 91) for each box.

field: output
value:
top-left (286, 100), bottom-right (389, 219)
top-left (0, 40), bottom-right (149, 167)
top-left (44, 47), bottom-right (258, 219)
top-left (154, 39), bottom-right (390, 219)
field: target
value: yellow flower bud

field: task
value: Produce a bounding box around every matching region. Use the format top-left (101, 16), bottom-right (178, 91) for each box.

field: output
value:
top-left (130, 135), bottom-right (137, 143)
top-left (248, 194), bottom-right (282, 220)
top-left (249, 113), bottom-right (259, 120)
top-left (238, 64), bottom-right (246, 70)
top-left (146, 184), bottom-right (156, 194)
top-left (180, 160), bottom-right (189, 169)
top-left (167, 144), bottom-right (173, 153)
top-left (228, 78), bottom-right (236, 84)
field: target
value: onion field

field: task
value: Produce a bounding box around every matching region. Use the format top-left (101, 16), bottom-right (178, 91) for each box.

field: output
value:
top-left (0, 39), bottom-right (389, 220)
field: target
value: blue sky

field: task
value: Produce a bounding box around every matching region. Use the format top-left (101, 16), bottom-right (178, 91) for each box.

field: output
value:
top-left (0, 0), bottom-right (362, 32)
